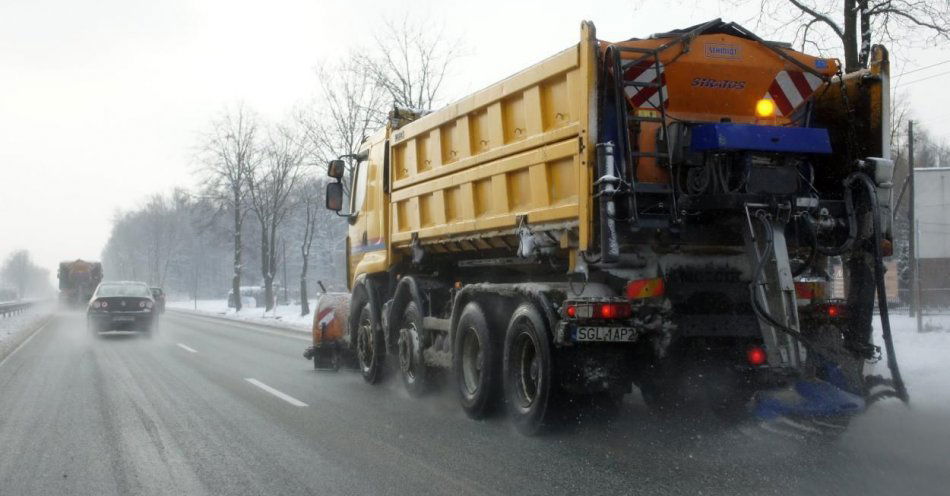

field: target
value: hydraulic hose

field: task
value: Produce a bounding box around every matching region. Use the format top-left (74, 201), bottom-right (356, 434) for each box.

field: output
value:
top-left (845, 172), bottom-right (909, 403)
top-left (750, 172), bottom-right (909, 404)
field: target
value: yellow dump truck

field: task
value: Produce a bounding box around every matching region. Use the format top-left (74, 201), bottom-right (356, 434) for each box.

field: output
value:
top-left (309, 19), bottom-right (905, 435)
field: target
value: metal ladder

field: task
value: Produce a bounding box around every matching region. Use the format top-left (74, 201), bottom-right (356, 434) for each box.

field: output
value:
top-left (609, 45), bottom-right (678, 229)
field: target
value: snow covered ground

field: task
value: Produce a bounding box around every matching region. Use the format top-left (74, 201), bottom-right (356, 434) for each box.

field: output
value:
top-left (168, 299), bottom-right (316, 333)
top-left (870, 311), bottom-right (950, 412)
top-left (0, 302), bottom-right (53, 347)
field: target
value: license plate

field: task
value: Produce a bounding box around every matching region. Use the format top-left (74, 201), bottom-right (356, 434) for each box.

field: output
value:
top-left (112, 316), bottom-right (135, 322)
top-left (573, 327), bottom-right (638, 342)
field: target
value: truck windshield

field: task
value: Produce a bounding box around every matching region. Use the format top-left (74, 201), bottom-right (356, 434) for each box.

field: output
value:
top-left (349, 158), bottom-right (368, 214)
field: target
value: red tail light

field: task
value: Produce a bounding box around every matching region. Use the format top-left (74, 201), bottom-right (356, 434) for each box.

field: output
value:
top-left (808, 301), bottom-right (847, 320)
top-left (563, 301), bottom-right (632, 320)
top-left (596, 302), bottom-right (632, 319)
top-left (826, 303), bottom-right (844, 318)
top-left (747, 346), bottom-right (767, 366)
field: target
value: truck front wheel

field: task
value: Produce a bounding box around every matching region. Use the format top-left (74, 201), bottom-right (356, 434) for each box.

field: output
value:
top-left (503, 303), bottom-right (553, 436)
top-left (453, 302), bottom-right (499, 419)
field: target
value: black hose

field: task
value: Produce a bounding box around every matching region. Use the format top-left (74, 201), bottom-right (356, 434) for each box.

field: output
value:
top-left (846, 172), bottom-right (909, 403)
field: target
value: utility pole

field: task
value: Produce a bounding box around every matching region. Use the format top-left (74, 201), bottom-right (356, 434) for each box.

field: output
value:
top-left (915, 220), bottom-right (922, 333)
top-left (282, 238), bottom-right (289, 305)
top-left (908, 120), bottom-right (917, 318)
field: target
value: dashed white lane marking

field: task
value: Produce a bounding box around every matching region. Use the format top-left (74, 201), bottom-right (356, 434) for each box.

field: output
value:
top-left (0, 320), bottom-right (50, 370)
top-left (176, 343), bottom-right (198, 353)
top-left (244, 378), bottom-right (308, 407)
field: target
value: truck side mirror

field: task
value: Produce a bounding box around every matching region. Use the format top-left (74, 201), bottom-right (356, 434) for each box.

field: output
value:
top-left (326, 182), bottom-right (343, 212)
top-left (327, 160), bottom-right (345, 179)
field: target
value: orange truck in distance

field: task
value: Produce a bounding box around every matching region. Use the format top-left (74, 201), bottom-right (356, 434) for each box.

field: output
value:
top-left (58, 259), bottom-right (103, 307)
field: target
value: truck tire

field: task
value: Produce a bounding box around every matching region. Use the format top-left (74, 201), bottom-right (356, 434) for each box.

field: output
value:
top-left (397, 301), bottom-right (429, 397)
top-left (503, 302), bottom-right (554, 436)
top-left (453, 302), bottom-right (499, 419)
top-left (356, 301), bottom-right (384, 384)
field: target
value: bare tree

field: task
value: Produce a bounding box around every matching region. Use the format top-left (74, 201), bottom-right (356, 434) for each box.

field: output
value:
top-left (298, 59), bottom-right (388, 188)
top-left (199, 104), bottom-right (259, 311)
top-left (247, 123), bottom-right (307, 311)
top-left (0, 250), bottom-right (50, 299)
top-left (293, 177), bottom-right (322, 316)
top-left (752, 0), bottom-right (950, 71)
top-left (355, 16), bottom-right (462, 111)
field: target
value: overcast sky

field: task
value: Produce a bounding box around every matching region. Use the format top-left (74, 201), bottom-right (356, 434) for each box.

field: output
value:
top-left (2, 0), bottom-right (949, 279)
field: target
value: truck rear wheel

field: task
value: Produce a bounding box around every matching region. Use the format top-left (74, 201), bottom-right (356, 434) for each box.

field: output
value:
top-left (397, 301), bottom-right (429, 396)
top-left (356, 302), bottom-right (384, 384)
top-left (503, 303), bottom-right (553, 436)
top-left (453, 302), bottom-right (499, 419)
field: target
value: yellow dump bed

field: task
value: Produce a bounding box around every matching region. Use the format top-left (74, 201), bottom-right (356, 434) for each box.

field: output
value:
top-left (386, 20), bottom-right (840, 257)
top-left (388, 24), bottom-right (598, 255)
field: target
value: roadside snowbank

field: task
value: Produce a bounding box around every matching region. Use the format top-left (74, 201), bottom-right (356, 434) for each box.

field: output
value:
top-left (0, 302), bottom-right (53, 345)
top-left (0, 302), bottom-right (54, 364)
top-left (870, 312), bottom-right (950, 412)
top-left (168, 299), bottom-right (315, 332)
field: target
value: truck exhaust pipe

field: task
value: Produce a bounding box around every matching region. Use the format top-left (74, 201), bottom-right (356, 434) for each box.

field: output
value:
top-left (596, 142), bottom-right (621, 264)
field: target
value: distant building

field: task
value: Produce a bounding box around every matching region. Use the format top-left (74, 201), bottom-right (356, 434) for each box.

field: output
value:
top-left (913, 167), bottom-right (950, 307)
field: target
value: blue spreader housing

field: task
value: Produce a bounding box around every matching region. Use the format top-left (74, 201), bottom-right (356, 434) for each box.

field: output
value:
top-left (690, 123), bottom-right (832, 154)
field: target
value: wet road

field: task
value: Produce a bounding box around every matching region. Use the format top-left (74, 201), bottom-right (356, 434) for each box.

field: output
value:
top-left (0, 311), bottom-right (947, 496)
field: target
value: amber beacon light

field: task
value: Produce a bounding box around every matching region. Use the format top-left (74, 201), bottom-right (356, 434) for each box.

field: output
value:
top-left (755, 98), bottom-right (776, 117)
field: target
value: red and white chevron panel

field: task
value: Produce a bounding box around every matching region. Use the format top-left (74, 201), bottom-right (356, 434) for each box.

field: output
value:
top-left (763, 70), bottom-right (823, 116)
top-left (622, 59), bottom-right (668, 109)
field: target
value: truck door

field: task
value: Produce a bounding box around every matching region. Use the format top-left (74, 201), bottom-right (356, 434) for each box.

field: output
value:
top-left (347, 140), bottom-right (389, 287)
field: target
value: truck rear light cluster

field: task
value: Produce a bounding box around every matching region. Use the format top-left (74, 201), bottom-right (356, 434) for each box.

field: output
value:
top-left (563, 301), bottom-right (632, 320)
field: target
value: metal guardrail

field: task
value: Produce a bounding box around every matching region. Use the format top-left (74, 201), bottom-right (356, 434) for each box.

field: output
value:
top-left (0, 301), bottom-right (33, 318)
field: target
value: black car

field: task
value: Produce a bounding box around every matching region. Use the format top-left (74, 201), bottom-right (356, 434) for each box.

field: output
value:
top-left (87, 281), bottom-right (157, 336)
top-left (149, 287), bottom-right (166, 313)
